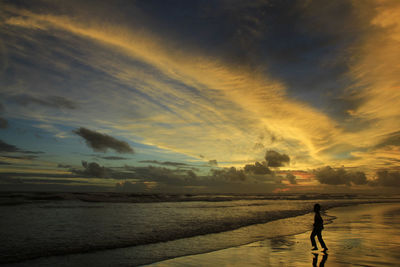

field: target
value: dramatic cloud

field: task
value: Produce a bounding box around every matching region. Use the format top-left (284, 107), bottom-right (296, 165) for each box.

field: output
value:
top-left (244, 161), bottom-right (271, 175)
top-left (265, 150), bottom-right (290, 167)
top-left (116, 164), bottom-right (283, 193)
top-left (286, 173), bottom-right (297, 185)
top-left (11, 95), bottom-right (78, 110)
top-left (212, 167), bottom-right (246, 182)
top-left (0, 2), bottom-right (339, 168)
top-left (72, 161), bottom-right (196, 183)
top-left (126, 165), bottom-right (197, 184)
top-left (0, 117), bottom-right (7, 129)
top-left (1, 1), bottom-right (400, 193)
top-left (370, 170), bottom-right (400, 187)
top-left (315, 166), bottom-right (367, 186)
top-left (73, 127), bottom-right (134, 153)
top-left (348, 171), bottom-right (368, 185)
top-left (72, 161), bottom-right (110, 178)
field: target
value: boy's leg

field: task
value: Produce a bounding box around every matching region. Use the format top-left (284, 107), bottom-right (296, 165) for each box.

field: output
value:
top-left (310, 229), bottom-right (318, 248)
top-left (316, 230), bottom-right (327, 249)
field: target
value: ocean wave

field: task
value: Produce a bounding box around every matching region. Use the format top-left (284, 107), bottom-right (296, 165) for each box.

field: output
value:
top-left (1, 192), bottom-right (398, 206)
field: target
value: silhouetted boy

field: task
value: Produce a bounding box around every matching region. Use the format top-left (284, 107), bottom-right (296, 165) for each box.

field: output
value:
top-left (310, 203), bottom-right (328, 251)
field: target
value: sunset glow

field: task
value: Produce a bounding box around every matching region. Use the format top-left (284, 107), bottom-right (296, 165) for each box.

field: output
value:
top-left (1, 0), bottom-right (399, 193)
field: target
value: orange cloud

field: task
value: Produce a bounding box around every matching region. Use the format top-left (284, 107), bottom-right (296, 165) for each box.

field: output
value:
top-left (273, 187), bottom-right (290, 193)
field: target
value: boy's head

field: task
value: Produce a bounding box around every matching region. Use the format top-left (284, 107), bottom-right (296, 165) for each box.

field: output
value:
top-left (314, 203), bottom-right (321, 212)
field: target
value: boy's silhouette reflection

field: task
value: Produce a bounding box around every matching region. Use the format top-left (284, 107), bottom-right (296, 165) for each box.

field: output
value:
top-left (310, 203), bottom-right (328, 251)
top-left (312, 252), bottom-right (328, 267)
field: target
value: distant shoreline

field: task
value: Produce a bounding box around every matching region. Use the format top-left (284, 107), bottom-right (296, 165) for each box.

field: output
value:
top-left (1, 191), bottom-right (400, 205)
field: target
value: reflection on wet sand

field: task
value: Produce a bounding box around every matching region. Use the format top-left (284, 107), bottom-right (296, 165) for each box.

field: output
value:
top-left (324, 203), bottom-right (400, 266)
top-left (270, 236), bottom-right (295, 251)
top-left (147, 203), bottom-right (400, 267)
top-left (312, 252), bottom-right (328, 267)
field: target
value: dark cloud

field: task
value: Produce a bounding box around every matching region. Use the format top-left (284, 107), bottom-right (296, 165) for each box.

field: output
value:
top-left (10, 178), bottom-right (88, 184)
top-left (127, 165), bottom-right (197, 184)
top-left (120, 161), bottom-right (281, 192)
top-left (315, 166), bottom-right (347, 185)
top-left (1, 155), bottom-right (39, 160)
top-left (139, 160), bottom-right (189, 167)
top-left (57, 164), bottom-right (72, 168)
top-left (72, 161), bottom-right (110, 178)
top-left (286, 173), bottom-right (297, 184)
top-left (0, 139), bottom-right (43, 155)
top-left (212, 167), bottom-right (246, 181)
top-left (0, 182), bottom-right (107, 192)
top-left (208, 159), bottom-right (218, 166)
top-left (0, 172), bottom-right (77, 179)
top-left (73, 127), bottom-right (134, 153)
top-left (125, 0), bottom-right (365, 114)
top-left (1, 157), bottom-right (284, 193)
top-left (315, 166), bottom-right (367, 186)
top-left (370, 170), bottom-right (400, 187)
top-left (0, 139), bottom-right (19, 152)
top-left (11, 94), bottom-right (78, 110)
top-left (0, 117), bottom-right (8, 129)
top-left (70, 161), bottom-right (197, 182)
top-left (116, 165), bottom-right (283, 193)
top-left (265, 150), bottom-right (290, 167)
top-left (244, 161), bottom-right (271, 175)
top-left (120, 174), bottom-right (191, 192)
top-left (252, 0), bottom-right (374, 119)
top-left (348, 171), bottom-right (368, 185)
top-left (127, 163), bottom-right (277, 189)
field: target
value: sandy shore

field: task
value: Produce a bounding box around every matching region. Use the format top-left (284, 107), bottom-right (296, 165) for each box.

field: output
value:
top-left (147, 203), bottom-right (400, 267)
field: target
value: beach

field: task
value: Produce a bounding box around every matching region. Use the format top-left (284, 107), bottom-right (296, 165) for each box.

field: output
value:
top-left (147, 203), bottom-right (400, 267)
top-left (2, 197), bottom-right (400, 267)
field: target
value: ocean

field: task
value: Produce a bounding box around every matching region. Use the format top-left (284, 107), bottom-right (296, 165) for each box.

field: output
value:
top-left (1, 192), bottom-right (399, 266)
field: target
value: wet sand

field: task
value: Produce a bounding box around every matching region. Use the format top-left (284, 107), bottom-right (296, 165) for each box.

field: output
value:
top-left (147, 203), bottom-right (400, 266)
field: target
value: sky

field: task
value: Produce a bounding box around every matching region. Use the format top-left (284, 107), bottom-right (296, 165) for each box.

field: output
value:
top-left (0, 0), bottom-right (399, 194)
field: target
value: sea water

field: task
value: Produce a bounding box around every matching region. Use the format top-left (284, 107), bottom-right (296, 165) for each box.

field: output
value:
top-left (0, 192), bottom-right (398, 266)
